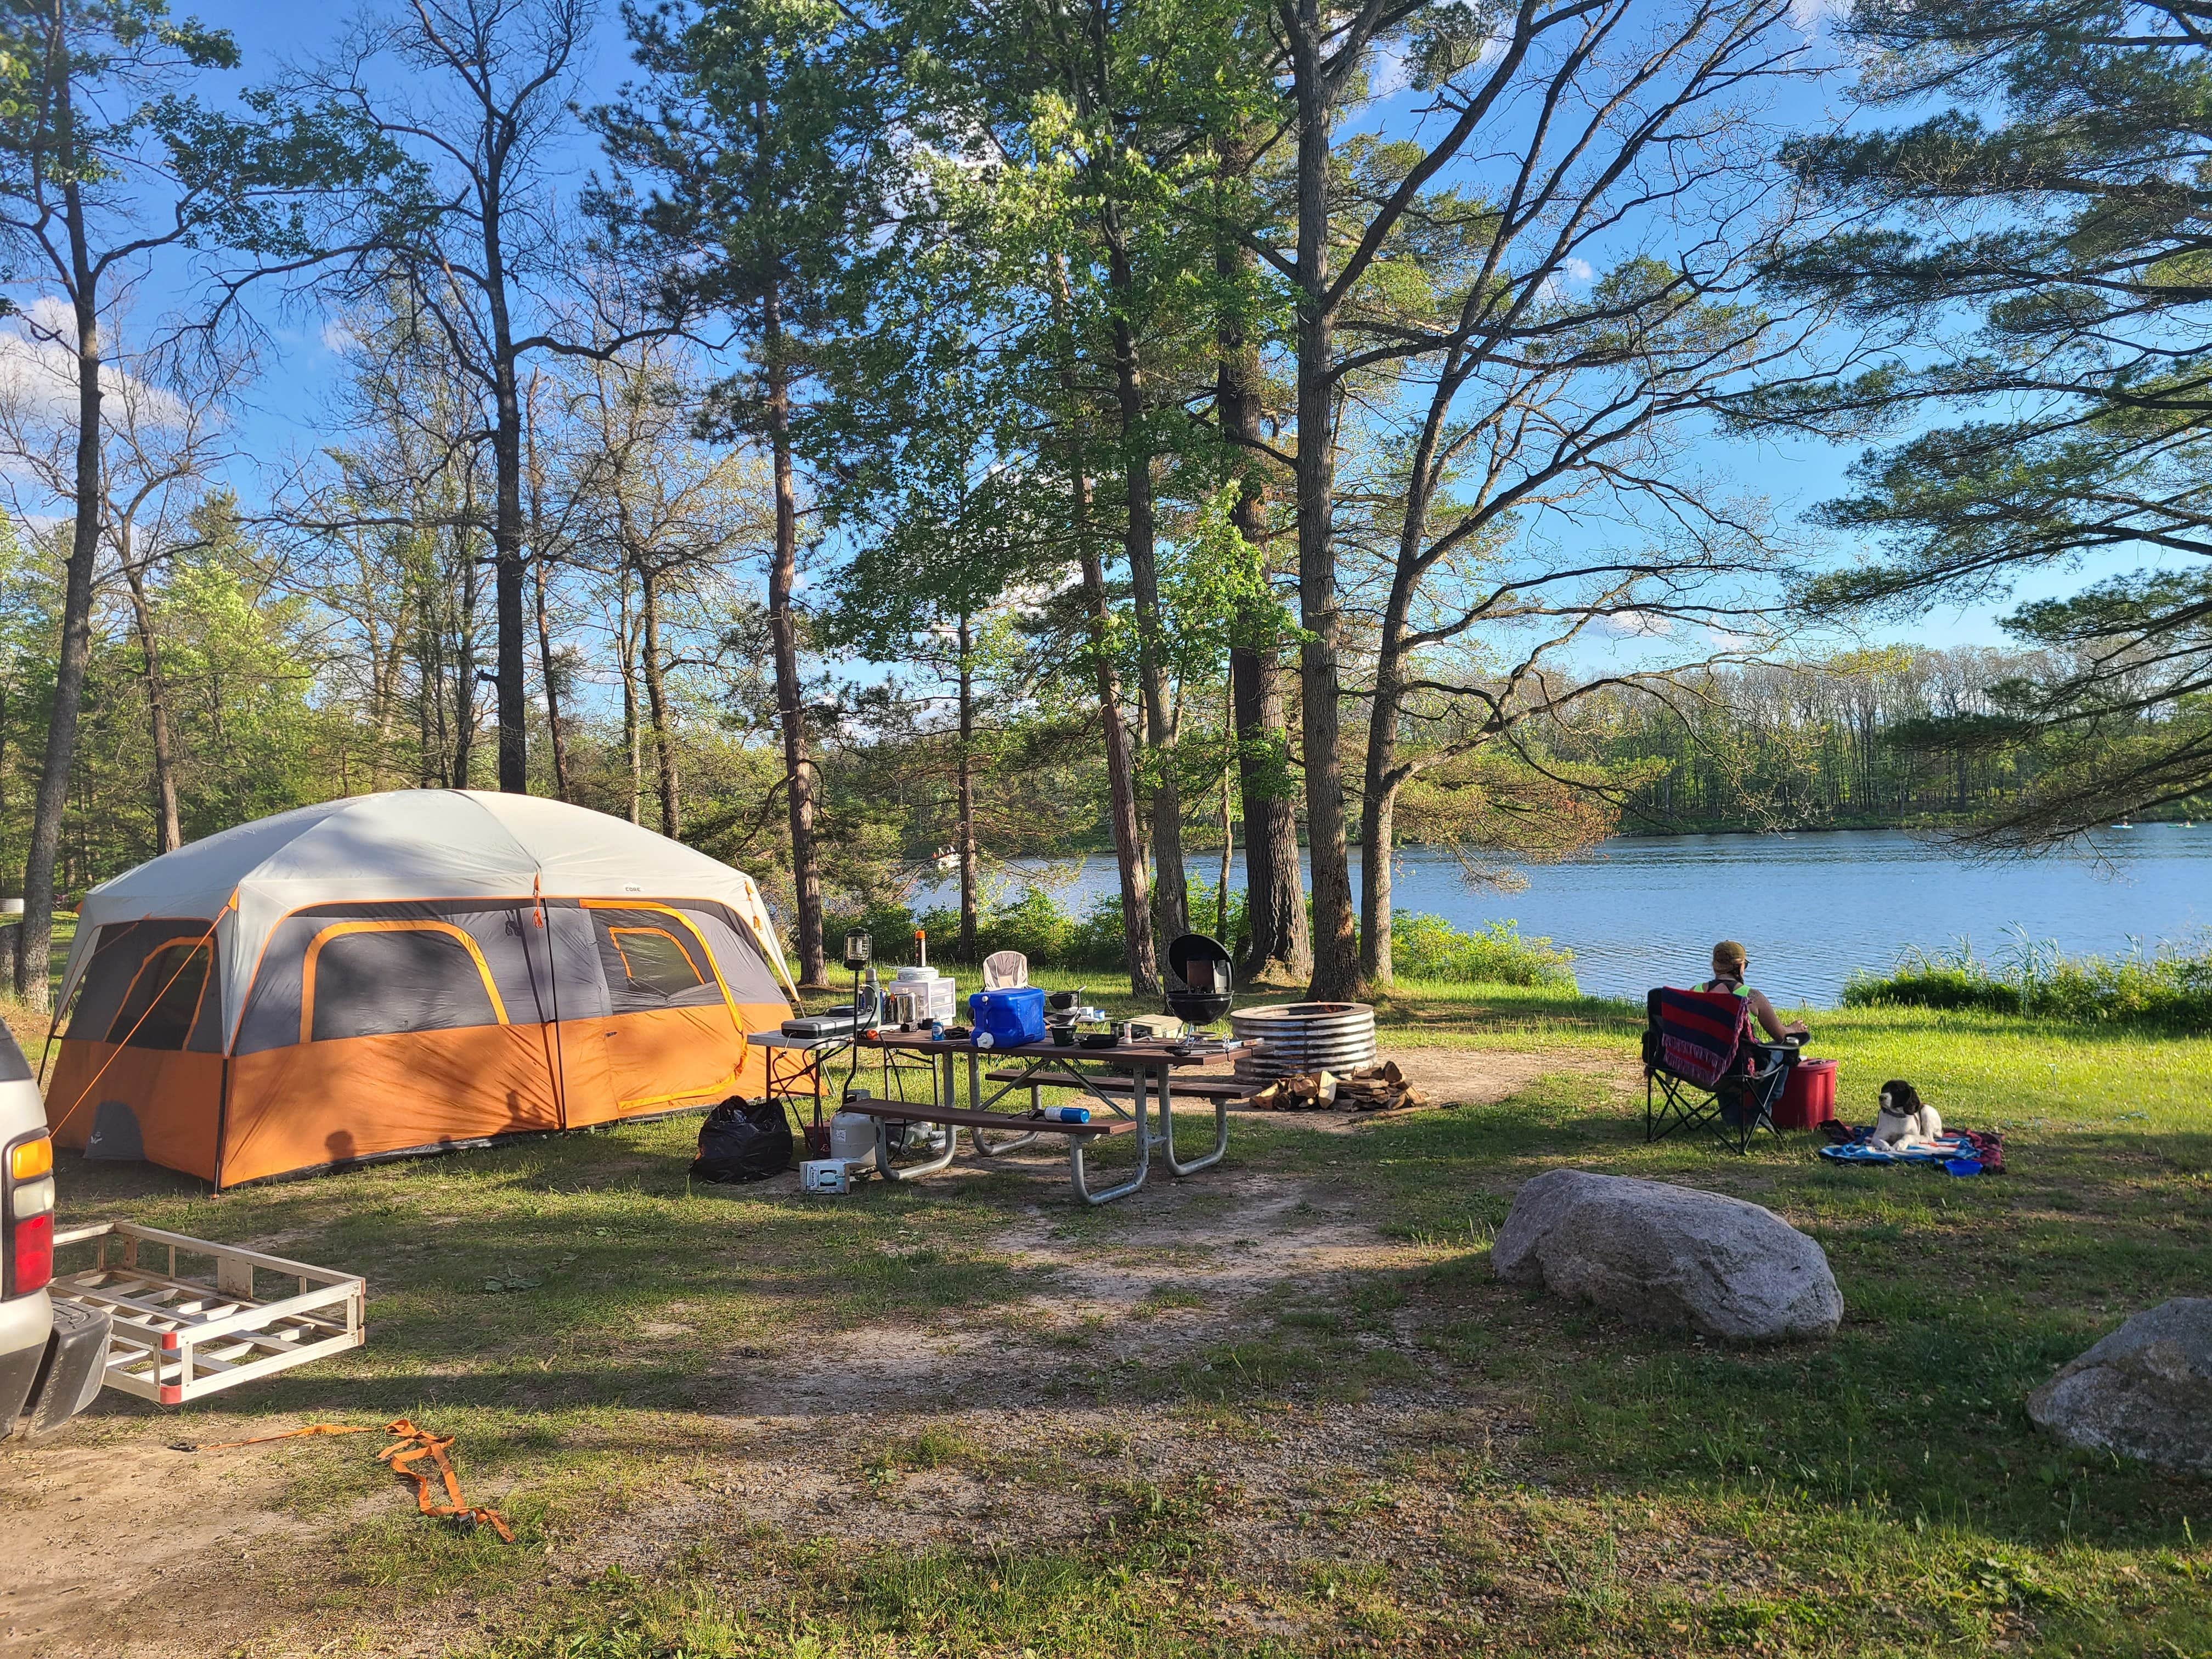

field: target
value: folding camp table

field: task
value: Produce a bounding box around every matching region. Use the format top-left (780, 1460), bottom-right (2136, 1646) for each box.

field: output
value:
top-left (746, 1029), bottom-right (854, 1157)
top-left (847, 1031), bottom-right (1256, 1203)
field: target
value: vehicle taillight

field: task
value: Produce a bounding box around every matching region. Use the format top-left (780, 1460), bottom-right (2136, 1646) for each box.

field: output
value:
top-left (5, 1133), bottom-right (54, 1296)
top-left (10, 1214), bottom-right (50, 1294)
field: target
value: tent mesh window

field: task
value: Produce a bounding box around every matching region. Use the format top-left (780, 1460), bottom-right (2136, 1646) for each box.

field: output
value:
top-left (307, 924), bottom-right (503, 1041)
top-left (607, 926), bottom-right (706, 998)
top-left (62, 920), bottom-right (223, 1053)
top-left (589, 909), bottom-right (726, 1013)
top-left (109, 940), bottom-right (212, 1050)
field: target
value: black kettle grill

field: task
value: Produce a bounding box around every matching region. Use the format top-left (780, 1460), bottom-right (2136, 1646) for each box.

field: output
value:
top-left (1164, 933), bottom-right (1234, 1026)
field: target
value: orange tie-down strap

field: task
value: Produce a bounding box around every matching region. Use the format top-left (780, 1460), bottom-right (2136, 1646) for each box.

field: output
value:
top-left (172, 1420), bottom-right (516, 1542)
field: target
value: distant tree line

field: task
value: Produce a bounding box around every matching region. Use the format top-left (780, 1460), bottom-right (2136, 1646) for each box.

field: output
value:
top-left (1546, 646), bottom-right (2205, 833)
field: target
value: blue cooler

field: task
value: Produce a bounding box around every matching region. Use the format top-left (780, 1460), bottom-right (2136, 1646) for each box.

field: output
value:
top-left (968, 986), bottom-right (1046, 1047)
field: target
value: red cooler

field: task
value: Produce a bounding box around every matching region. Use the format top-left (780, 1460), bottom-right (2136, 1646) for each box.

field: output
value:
top-left (1774, 1058), bottom-right (1837, 1130)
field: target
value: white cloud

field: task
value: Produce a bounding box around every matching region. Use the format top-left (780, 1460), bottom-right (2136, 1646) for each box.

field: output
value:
top-left (1608, 610), bottom-right (1676, 637)
top-left (1369, 43), bottom-right (1412, 100)
top-left (320, 318), bottom-right (362, 355)
top-left (0, 330), bottom-right (81, 430)
top-left (1537, 256), bottom-right (1598, 304)
top-left (0, 302), bottom-right (199, 506)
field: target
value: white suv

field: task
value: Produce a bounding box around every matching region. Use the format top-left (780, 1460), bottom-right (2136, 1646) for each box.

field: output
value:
top-left (0, 1025), bottom-right (106, 1436)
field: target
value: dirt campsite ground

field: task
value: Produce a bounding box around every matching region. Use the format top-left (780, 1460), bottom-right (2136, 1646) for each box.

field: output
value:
top-left (6, 983), bottom-right (2210, 1657)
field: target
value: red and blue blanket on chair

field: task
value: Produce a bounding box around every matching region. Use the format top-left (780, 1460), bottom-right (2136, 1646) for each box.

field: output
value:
top-left (1652, 987), bottom-right (1749, 1087)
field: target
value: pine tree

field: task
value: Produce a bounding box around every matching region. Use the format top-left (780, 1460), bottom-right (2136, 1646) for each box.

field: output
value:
top-left (1757, 0), bottom-right (2212, 840)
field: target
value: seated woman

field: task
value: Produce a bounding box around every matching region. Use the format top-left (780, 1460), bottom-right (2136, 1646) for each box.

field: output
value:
top-left (1702, 940), bottom-right (1808, 1045)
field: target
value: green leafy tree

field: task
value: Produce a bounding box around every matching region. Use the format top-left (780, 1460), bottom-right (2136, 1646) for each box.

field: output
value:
top-left (1756, 0), bottom-right (2212, 841)
top-left (0, 0), bottom-right (377, 1005)
top-left (877, 0), bottom-right (1284, 989)
top-left (293, 0), bottom-right (613, 799)
top-left (594, 0), bottom-right (896, 988)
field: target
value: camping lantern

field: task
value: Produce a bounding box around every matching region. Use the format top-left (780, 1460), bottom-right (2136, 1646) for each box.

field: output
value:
top-left (840, 929), bottom-right (875, 1092)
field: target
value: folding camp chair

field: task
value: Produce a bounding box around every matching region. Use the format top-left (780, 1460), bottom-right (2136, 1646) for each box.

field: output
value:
top-left (1642, 986), bottom-right (1793, 1153)
top-left (981, 950), bottom-right (1029, 990)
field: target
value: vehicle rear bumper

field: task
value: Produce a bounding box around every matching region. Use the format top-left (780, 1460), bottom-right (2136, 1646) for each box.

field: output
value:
top-left (0, 1290), bottom-right (53, 1425)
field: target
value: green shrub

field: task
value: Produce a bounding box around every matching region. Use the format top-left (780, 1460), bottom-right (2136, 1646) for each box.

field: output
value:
top-left (1068, 890), bottom-right (1133, 968)
top-left (913, 886), bottom-right (1087, 967)
top-left (839, 888), bottom-right (1581, 989)
top-left (1844, 930), bottom-right (2212, 1028)
top-left (819, 899), bottom-right (917, 968)
top-left (978, 885), bottom-right (1076, 965)
top-left (1389, 913), bottom-right (1577, 987)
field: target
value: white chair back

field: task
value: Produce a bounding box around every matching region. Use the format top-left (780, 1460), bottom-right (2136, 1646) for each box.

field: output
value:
top-left (981, 950), bottom-right (1029, 991)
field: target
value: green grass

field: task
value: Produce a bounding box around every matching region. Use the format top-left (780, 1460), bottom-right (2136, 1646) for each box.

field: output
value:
top-left (1, 912), bottom-right (77, 1063)
top-left (1844, 934), bottom-right (2212, 1030)
top-left (42, 981), bottom-right (2212, 1657)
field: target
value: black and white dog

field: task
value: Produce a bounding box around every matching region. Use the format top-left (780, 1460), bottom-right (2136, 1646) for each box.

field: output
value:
top-left (1870, 1079), bottom-right (1943, 1150)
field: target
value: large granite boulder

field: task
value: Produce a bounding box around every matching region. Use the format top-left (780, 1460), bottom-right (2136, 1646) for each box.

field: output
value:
top-left (1491, 1169), bottom-right (1842, 1342)
top-left (2027, 1299), bottom-right (2212, 1473)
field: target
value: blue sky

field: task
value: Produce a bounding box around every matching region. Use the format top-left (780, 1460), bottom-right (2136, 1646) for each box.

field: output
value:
top-left (190, 1), bottom-right (2047, 657)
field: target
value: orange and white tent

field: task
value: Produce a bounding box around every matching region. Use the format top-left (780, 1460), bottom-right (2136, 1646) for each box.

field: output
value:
top-left (43, 791), bottom-right (797, 1187)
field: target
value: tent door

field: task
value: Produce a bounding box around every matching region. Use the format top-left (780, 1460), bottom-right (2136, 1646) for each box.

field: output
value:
top-left (552, 1017), bottom-right (616, 1127)
top-left (599, 1006), bottom-right (742, 1119)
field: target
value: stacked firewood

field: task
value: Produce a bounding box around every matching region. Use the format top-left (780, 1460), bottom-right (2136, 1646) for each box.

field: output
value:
top-left (1239, 1059), bottom-right (1429, 1113)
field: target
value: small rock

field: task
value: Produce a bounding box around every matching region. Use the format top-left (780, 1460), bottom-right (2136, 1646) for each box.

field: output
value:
top-left (1491, 1169), bottom-right (1841, 1342)
top-left (2027, 1298), bottom-right (2212, 1473)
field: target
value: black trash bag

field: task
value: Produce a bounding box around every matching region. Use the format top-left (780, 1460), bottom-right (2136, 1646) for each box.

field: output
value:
top-left (691, 1097), bottom-right (793, 1184)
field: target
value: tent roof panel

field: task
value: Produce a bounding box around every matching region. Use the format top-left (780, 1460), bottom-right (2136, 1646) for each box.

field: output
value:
top-left (60, 791), bottom-right (797, 1034)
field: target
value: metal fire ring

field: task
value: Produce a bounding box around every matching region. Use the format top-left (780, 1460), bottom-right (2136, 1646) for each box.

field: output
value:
top-left (1230, 1002), bottom-right (1378, 1082)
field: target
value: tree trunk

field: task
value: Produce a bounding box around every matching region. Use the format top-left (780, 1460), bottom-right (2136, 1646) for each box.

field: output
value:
top-left (1287, 0), bottom-right (1360, 1001)
top-left (484, 187), bottom-right (528, 794)
top-left (619, 567), bottom-right (642, 825)
top-left (1357, 721), bottom-right (1398, 985)
top-left (1361, 358), bottom-right (1456, 986)
top-left (375, 582), bottom-right (408, 789)
top-left (957, 610), bottom-right (979, 962)
top-left (120, 554), bottom-right (182, 854)
top-left (1105, 220), bottom-right (1188, 948)
top-left (1082, 535), bottom-right (1158, 995)
top-left (1049, 246), bottom-right (1155, 994)
top-left (764, 284), bottom-right (827, 986)
top-left (1217, 676), bottom-right (1233, 942)
top-left (453, 526), bottom-right (479, 788)
top-left (416, 586), bottom-right (438, 788)
top-left (533, 552), bottom-right (571, 803)
top-left (526, 386), bottom-right (572, 804)
top-left (18, 169), bottom-right (104, 1009)
top-left (1217, 228), bottom-right (1309, 980)
top-left (640, 566), bottom-right (679, 838)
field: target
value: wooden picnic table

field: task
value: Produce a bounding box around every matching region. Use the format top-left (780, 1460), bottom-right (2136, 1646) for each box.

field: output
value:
top-left (846, 1030), bottom-right (1259, 1204)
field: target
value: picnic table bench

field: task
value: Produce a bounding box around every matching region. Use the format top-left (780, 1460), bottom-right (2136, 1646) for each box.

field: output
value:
top-left (985, 1066), bottom-right (1249, 1102)
top-left (845, 1031), bottom-right (1259, 1204)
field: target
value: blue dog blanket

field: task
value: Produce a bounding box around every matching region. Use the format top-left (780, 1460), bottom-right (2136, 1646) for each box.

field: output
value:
top-left (1818, 1133), bottom-right (1984, 1177)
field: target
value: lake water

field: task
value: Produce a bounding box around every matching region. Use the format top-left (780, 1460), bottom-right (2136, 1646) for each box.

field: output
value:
top-left (921, 825), bottom-right (2212, 1007)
